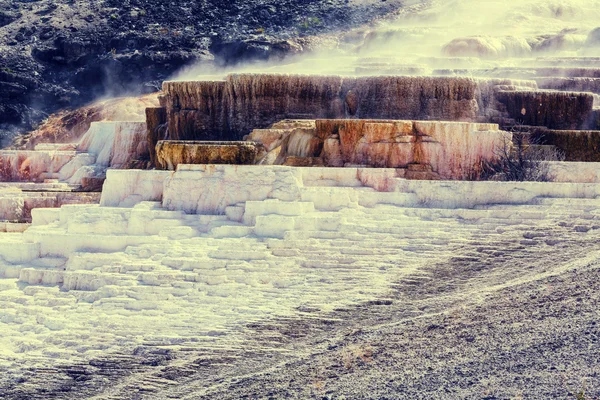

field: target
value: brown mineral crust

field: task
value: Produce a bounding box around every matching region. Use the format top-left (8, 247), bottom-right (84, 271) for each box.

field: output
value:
top-left (344, 90), bottom-right (359, 116)
top-left (315, 119), bottom-right (415, 167)
top-left (313, 119), bottom-right (507, 179)
top-left (155, 141), bottom-right (257, 170)
top-left (163, 80), bottom-right (227, 141)
top-left (414, 121), bottom-right (504, 180)
top-left (282, 156), bottom-right (325, 167)
top-left (158, 95), bottom-right (168, 108)
top-left (161, 74), bottom-right (485, 142)
top-left (224, 74), bottom-right (346, 135)
top-left (146, 107), bottom-right (168, 167)
top-left (496, 90), bottom-right (596, 130)
top-left (473, 78), bottom-right (539, 119)
top-left (345, 76), bottom-right (479, 121)
top-left (530, 128), bottom-right (600, 162)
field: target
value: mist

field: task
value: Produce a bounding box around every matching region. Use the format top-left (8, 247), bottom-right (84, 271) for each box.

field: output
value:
top-left (172, 0), bottom-right (600, 81)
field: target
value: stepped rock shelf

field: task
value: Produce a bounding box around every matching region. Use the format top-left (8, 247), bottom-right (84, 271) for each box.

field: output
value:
top-left (5, 0), bottom-right (600, 392)
top-left (155, 141), bottom-right (258, 170)
top-left (2, 164), bottom-right (600, 383)
top-left (157, 74), bottom-right (598, 141)
top-left (148, 73), bottom-right (600, 174)
top-left (3, 69), bottom-right (600, 396)
top-left (158, 74), bottom-right (520, 144)
top-left (0, 121), bottom-right (151, 222)
top-left (155, 120), bottom-right (508, 180)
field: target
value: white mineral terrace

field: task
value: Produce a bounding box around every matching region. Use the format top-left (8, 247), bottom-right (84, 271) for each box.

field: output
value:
top-left (0, 121), bottom-right (148, 185)
top-left (1, 164), bottom-right (600, 374)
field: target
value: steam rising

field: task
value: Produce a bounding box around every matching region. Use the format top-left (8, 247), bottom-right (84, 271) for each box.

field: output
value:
top-left (174, 0), bottom-right (600, 81)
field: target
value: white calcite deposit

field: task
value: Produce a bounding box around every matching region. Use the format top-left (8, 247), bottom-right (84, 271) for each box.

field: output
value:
top-left (77, 121), bottom-right (148, 168)
top-left (0, 121), bottom-right (151, 226)
top-left (1, 165), bottom-right (600, 377)
top-left (0, 121), bottom-right (148, 186)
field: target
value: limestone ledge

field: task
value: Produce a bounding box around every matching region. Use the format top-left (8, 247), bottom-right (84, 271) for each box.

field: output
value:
top-left (161, 74), bottom-right (525, 141)
top-left (101, 165), bottom-right (600, 214)
top-left (100, 169), bottom-right (173, 208)
top-left (249, 119), bottom-right (507, 180)
top-left (155, 141), bottom-right (258, 170)
top-left (0, 121), bottom-right (149, 185)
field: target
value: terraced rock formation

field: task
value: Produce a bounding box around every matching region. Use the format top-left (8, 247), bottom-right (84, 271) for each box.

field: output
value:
top-left (159, 75), bottom-right (530, 141)
top-left (2, 165), bottom-right (600, 398)
top-left (2, 0), bottom-right (600, 398)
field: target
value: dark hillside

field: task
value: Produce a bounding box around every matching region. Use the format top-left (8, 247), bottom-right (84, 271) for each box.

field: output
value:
top-left (0, 0), bottom-right (404, 144)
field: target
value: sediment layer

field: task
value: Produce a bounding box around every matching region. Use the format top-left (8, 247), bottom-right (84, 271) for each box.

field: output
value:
top-left (161, 74), bottom-right (598, 143)
top-left (155, 141), bottom-right (258, 170)
top-left (162, 74), bottom-right (484, 141)
top-left (250, 119), bottom-right (507, 180)
top-left (496, 90), bottom-right (596, 130)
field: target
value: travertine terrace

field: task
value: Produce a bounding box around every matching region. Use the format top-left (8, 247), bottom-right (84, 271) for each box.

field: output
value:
top-left (2, 0), bottom-right (600, 398)
top-left (155, 141), bottom-right (258, 170)
top-left (0, 121), bottom-right (151, 223)
top-left (247, 119), bottom-right (508, 180)
top-left (159, 75), bottom-right (548, 142)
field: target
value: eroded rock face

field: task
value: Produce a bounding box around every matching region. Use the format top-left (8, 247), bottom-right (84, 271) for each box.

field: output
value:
top-left (162, 74), bottom-right (483, 141)
top-left (496, 90), bottom-right (596, 130)
top-left (146, 107), bottom-right (168, 167)
top-left (0, 121), bottom-right (149, 185)
top-left (253, 119), bottom-right (508, 180)
top-left (315, 119), bottom-right (508, 180)
top-left (155, 141), bottom-right (258, 170)
top-left (162, 74), bottom-right (595, 143)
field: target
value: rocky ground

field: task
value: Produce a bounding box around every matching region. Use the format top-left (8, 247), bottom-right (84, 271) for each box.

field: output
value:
top-left (0, 0), bottom-right (407, 145)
